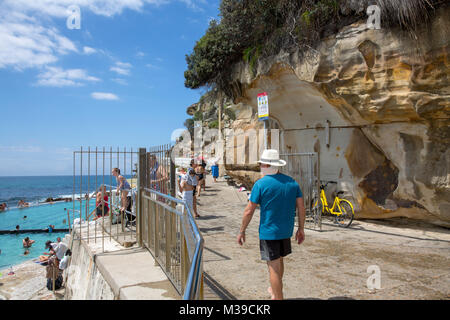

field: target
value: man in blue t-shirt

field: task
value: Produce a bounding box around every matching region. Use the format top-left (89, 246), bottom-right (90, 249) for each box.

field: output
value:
top-left (237, 149), bottom-right (306, 300)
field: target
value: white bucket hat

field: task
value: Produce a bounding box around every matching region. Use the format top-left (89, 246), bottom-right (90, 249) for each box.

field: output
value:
top-left (257, 149), bottom-right (286, 167)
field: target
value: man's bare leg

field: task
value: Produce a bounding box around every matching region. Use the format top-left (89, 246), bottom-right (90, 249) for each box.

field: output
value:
top-left (267, 257), bottom-right (284, 300)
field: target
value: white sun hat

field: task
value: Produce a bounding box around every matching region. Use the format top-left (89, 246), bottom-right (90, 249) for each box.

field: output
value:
top-left (257, 149), bottom-right (286, 167)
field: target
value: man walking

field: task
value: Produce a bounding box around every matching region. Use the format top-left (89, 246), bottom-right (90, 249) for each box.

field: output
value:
top-left (237, 149), bottom-right (306, 300)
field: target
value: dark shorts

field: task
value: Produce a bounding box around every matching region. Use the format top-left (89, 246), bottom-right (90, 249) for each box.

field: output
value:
top-left (96, 206), bottom-right (109, 217)
top-left (260, 238), bottom-right (292, 261)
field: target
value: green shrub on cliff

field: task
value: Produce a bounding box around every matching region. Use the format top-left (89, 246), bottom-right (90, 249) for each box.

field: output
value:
top-left (184, 0), bottom-right (441, 97)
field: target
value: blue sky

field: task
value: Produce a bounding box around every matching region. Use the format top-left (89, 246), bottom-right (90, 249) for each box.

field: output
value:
top-left (0, 0), bottom-right (220, 176)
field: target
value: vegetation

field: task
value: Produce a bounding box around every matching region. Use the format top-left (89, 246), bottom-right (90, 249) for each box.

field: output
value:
top-left (208, 120), bottom-right (219, 129)
top-left (184, 0), bottom-right (441, 98)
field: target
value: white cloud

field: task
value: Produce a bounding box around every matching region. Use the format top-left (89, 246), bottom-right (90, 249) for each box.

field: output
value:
top-left (0, 13), bottom-right (77, 70)
top-left (146, 63), bottom-right (161, 70)
top-left (110, 61), bottom-right (132, 76)
top-left (179, 0), bottom-right (207, 12)
top-left (136, 51), bottom-right (146, 58)
top-left (112, 78), bottom-right (128, 85)
top-left (2, 1), bottom-right (206, 19)
top-left (0, 0), bottom-right (207, 70)
top-left (91, 92), bottom-right (119, 100)
top-left (83, 46), bottom-right (97, 55)
top-left (36, 66), bottom-right (100, 87)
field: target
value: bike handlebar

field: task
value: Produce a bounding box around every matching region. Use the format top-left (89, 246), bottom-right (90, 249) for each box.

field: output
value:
top-left (319, 181), bottom-right (338, 189)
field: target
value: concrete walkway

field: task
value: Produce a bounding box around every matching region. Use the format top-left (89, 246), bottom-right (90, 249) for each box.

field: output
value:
top-left (196, 175), bottom-right (450, 300)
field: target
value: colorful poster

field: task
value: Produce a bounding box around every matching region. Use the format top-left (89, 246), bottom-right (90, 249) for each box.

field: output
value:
top-left (257, 92), bottom-right (269, 121)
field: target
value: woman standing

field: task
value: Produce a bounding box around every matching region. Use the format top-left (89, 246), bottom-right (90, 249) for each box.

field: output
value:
top-left (112, 168), bottom-right (131, 212)
top-left (195, 159), bottom-right (206, 196)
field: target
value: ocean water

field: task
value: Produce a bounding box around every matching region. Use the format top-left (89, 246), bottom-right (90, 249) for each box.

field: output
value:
top-left (0, 175), bottom-right (129, 270)
top-left (0, 175), bottom-right (125, 209)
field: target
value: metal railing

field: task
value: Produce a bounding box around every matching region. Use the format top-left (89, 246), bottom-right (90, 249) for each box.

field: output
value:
top-left (66, 183), bottom-right (137, 247)
top-left (138, 147), bottom-right (204, 299)
top-left (140, 187), bottom-right (204, 299)
top-left (71, 148), bottom-right (139, 250)
top-left (69, 146), bottom-right (204, 299)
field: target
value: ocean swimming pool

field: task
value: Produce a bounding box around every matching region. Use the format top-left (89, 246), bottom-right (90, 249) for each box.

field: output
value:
top-left (0, 200), bottom-right (95, 270)
top-left (0, 232), bottom-right (68, 270)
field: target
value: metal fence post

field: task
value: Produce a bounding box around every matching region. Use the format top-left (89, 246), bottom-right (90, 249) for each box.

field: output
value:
top-left (138, 148), bottom-right (147, 247)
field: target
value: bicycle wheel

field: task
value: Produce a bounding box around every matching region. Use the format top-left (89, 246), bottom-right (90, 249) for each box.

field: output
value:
top-left (335, 200), bottom-right (353, 228)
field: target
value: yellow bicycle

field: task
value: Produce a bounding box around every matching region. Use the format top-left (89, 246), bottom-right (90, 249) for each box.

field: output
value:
top-left (313, 181), bottom-right (355, 228)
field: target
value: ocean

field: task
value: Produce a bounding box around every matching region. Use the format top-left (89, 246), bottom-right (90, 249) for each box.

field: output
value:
top-left (0, 175), bottom-right (130, 270)
top-left (0, 175), bottom-right (126, 209)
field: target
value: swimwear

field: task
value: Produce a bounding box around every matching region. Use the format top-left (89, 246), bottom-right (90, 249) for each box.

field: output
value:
top-left (150, 163), bottom-right (161, 191)
top-left (117, 176), bottom-right (131, 191)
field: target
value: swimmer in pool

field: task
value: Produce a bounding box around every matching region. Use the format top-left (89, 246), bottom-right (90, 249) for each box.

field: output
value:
top-left (23, 237), bottom-right (35, 248)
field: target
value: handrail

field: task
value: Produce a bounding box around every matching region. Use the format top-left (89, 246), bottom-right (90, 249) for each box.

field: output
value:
top-left (143, 187), bottom-right (204, 300)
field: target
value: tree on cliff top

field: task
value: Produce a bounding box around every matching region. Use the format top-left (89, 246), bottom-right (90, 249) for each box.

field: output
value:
top-left (184, 0), bottom-right (442, 98)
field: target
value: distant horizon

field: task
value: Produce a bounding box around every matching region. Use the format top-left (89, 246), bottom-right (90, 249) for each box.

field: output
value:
top-left (0, 174), bottom-right (134, 178)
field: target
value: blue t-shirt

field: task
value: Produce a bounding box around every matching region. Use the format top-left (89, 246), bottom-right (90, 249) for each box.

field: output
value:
top-left (250, 173), bottom-right (303, 240)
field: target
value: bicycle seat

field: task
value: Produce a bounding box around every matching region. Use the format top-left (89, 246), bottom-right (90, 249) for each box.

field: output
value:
top-left (336, 191), bottom-right (345, 195)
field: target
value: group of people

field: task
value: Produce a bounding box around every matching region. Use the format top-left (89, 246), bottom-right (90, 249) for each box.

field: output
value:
top-left (0, 200), bottom-right (31, 211)
top-left (91, 168), bottom-right (131, 221)
top-left (180, 150), bottom-right (304, 300)
top-left (39, 238), bottom-right (71, 290)
top-left (179, 158), bottom-right (220, 218)
top-left (18, 200), bottom-right (29, 208)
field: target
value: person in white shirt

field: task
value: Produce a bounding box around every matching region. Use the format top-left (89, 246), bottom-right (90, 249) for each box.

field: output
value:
top-left (45, 240), bottom-right (68, 260)
top-left (59, 249), bottom-right (71, 270)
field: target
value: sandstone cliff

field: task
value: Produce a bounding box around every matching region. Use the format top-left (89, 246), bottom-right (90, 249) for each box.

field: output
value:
top-left (213, 4), bottom-right (449, 227)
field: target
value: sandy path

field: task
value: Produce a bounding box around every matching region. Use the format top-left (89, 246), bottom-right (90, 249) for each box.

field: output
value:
top-left (195, 175), bottom-right (450, 300)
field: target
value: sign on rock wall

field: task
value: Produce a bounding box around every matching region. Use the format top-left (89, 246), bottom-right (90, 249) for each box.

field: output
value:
top-left (257, 92), bottom-right (269, 121)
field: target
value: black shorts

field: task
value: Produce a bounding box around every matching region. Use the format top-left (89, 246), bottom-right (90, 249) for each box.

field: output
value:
top-left (260, 238), bottom-right (292, 261)
top-left (96, 206), bottom-right (109, 217)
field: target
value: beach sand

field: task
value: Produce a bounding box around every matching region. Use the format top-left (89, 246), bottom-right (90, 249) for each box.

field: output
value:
top-left (0, 259), bottom-right (62, 300)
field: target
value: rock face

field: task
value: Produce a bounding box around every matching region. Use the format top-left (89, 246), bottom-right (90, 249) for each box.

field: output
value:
top-left (220, 5), bottom-right (450, 227)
